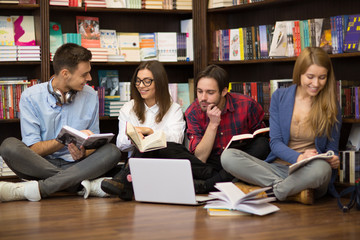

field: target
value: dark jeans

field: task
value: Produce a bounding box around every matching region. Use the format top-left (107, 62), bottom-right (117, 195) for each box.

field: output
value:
top-left (131, 142), bottom-right (218, 180)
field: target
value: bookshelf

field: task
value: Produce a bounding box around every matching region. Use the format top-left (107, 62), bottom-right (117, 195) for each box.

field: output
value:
top-left (198, 0), bottom-right (360, 150)
top-left (0, 1), bottom-right (194, 145)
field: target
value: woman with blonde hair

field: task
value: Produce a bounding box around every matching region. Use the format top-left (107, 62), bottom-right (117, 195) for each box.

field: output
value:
top-left (221, 47), bottom-right (341, 204)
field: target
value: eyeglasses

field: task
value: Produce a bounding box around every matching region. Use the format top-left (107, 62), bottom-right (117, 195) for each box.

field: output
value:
top-left (135, 78), bottom-right (153, 87)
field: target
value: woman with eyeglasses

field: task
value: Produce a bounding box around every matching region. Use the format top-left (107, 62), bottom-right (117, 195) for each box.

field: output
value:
top-left (100, 60), bottom-right (186, 200)
top-left (116, 60), bottom-right (186, 152)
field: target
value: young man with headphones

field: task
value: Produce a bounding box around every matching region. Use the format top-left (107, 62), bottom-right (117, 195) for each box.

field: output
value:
top-left (0, 43), bottom-right (121, 202)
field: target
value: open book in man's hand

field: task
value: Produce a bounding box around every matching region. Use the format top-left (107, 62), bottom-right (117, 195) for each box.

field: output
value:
top-left (126, 122), bottom-right (167, 152)
top-left (204, 182), bottom-right (279, 216)
top-left (288, 150), bottom-right (335, 175)
top-left (56, 125), bottom-right (114, 149)
top-left (224, 127), bottom-right (270, 151)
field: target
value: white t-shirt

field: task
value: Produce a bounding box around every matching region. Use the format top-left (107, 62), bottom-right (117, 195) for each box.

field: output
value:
top-left (116, 99), bottom-right (186, 153)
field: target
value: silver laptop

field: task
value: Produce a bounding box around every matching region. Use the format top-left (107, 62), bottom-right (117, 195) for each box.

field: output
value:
top-left (128, 158), bottom-right (215, 205)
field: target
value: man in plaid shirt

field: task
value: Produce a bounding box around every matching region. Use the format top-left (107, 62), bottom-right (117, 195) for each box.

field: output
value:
top-left (185, 65), bottom-right (269, 193)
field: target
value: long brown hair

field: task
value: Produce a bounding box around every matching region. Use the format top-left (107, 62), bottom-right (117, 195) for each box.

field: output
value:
top-left (292, 47), bottom-right (338, 139)
top-left (131, 60), bottom-right (172, 123)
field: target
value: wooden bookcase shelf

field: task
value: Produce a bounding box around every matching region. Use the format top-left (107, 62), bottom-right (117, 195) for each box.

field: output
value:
top-left (199, 0), bottom-right (360, 150)
top-left (0, 0), bottom-right (194, 144)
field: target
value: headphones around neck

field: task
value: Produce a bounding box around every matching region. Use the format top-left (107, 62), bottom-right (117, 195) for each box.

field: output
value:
top-left (47, 78), bottom-right (77, 105)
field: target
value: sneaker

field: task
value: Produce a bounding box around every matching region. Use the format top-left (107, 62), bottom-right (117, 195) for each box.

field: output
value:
top-left (101, 178), bottom-right (133, 201)
top-left (287, 189), bottom-right (314, 205)
top-left (80, 177), bottom-right (110, 199)
top-left (234, 182), bottom-right (268, 198)
top-left (194, 179), bottom-right (208, 194)
top-left (0, 181), bottom-right (41, 202)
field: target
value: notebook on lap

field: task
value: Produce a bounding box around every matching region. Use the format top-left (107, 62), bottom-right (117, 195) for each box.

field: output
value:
top-left (128, 158), bottom-right (215, 205)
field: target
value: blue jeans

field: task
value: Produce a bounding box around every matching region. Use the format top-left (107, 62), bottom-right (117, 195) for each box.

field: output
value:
top-left (221, 148), bottom-right (332, 200)
top-left (0, 137), bottom-right (121, 197)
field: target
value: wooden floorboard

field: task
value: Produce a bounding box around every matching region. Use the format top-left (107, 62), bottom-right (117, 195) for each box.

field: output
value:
top-left (0, 195), bottom-right (359, 240)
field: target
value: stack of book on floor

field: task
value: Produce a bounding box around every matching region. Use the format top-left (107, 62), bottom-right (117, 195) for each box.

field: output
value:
top-left (204, 182), bottom-right (279, 216)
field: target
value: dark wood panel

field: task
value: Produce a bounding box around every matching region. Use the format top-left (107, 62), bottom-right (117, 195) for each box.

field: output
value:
top-left (0, 122), bottom-right (21, 145)
top-left (50, 11), bottom-right (191, 34)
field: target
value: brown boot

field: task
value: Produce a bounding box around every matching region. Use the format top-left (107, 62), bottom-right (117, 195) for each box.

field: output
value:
top-left (234, 182), bottom-right (268, 198)
top-left (287, 189), bottom-right (314, 205)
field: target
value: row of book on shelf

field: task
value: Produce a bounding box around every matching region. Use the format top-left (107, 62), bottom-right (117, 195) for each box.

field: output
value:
top-left (0, 15), bottom-right (40, 61)
top-left (50, 17), bottom-right (193, 62)
top-left (0, 76), bottom-right (39, 120)
top-left (49, 0), bottom-right (192, 10)
top-left (213, 14), bottom-right (360, 61)
top-left (96, 69), bottom-right (193, 117)
top-left (228, 78), bottom-right (360, 119)
top-left (208, 0), bottom-right (264, 9)
top-left (1, 76), bottom-right (358, 120)
top-left (0, 0), bottom-right (36, 5)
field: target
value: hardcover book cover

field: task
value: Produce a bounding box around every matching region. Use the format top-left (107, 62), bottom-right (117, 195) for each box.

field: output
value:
top-left (11, 15), bottom-right (36, 46)
top-left (49, 22), bottom-right (63, 55)
top-left (139, 33), bottom-right (157, 61)
top-left (100, 29), bottom-right (118, 55)
top-left (319, 18), bottom-right (333, 54)
top-left (76, 16), bottom-right (100, 48)
top-left (118, 32), bottom-right (140, 62)
top-left (343, 14), bottom-right (360, 52)
top-left (229, 28), bottom-right (240, 61)
top-left (269, 21), bottom-right (288, 58)
top-left (0, 17), bottom-right (15, 46)
top-left (156, 32), bottom-right (177, 62)
top-left (98, 70), bottom-right (120, 96)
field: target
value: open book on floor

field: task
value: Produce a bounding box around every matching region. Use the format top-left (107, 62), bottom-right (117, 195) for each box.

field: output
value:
top-left (289, 150), bottom-right (335, 175)
top-left (224, 127), bottom-right (270, 151)
top-left (56, 125), bottom-right (114, 149)
top-left (126, 122), bottom-right (167, 152)
top-left (204, 182), bottom-right (279, 216)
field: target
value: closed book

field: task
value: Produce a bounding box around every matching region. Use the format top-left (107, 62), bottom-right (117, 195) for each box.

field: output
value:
top-left (100, 29), bottom-right (118, 55)
top-left (76, 16), bottom-right (101, 48)
top-left (0, 16), bottom-right (15, 46)
top-left (11, 15), bottom-right (36, 46)
top-left (139, 33), bottom-right (157, 61)
top-left (156, 32), bottom-right (177, 62)
top-left (343, 14), bottom-right (360, 52)
top-left (49, 22), bottom-right (63, 55)
top-left (118, 32), bottom-right (140, 62)
top-left (98, 70), bottom-right (120, 96)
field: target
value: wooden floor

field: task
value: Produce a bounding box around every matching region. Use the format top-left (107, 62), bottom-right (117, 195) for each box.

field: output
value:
top-left (0, 195), bottom-right (359, 240)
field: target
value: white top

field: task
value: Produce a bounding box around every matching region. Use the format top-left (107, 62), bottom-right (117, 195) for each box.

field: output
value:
top-left (116, 99), bottom-right (186, 153)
